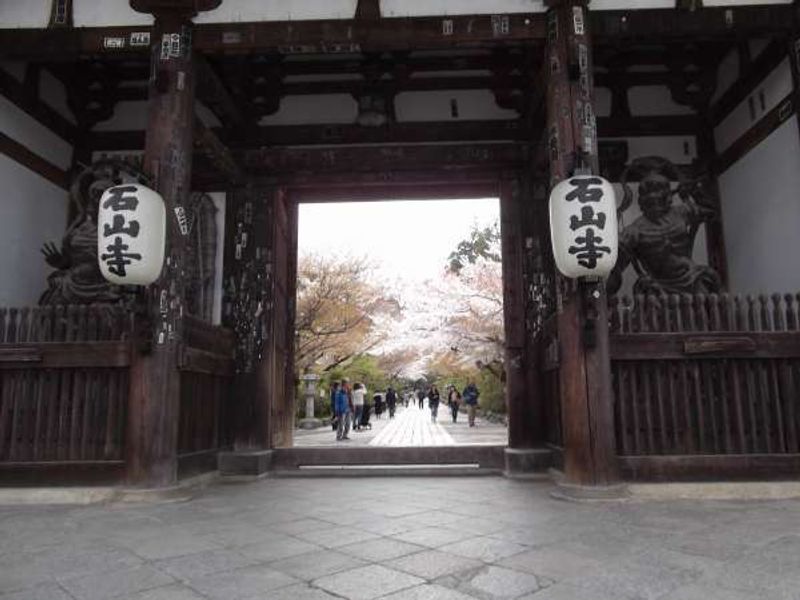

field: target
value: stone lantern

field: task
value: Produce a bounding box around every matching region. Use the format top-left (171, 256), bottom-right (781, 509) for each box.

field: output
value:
top-left (299, 373), bottom-right (322, 429)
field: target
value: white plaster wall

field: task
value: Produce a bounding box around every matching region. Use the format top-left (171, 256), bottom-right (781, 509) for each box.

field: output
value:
top-left (714, 58), bottom-right (793, 152)
top-left (260, 94), bottom-right (357, 125)
top-left (602, 136), bottom-right (697, 164)
top-left (0, 156), bottom-right (68, 307)
top-left (628, 86), bottom-right (694, 116)
top-left (0, 1), bottom-right (51, 28)
top-left (395, 89), bottom-right (517, 121)
top-left (718, 116), bottom-right (800, 294)
top-left (195, 1), bottom-right (358, 23)
top-left (0, 95), bottom-right (71, 168)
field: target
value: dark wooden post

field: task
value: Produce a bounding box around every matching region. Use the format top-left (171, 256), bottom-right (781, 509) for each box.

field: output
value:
top-left (126, 0), bottom-right (219, 488)
top-left (696, 116), bottom-right (729, 289)
top-left (502, 179), bottom-right (547, 473)
top-left (544, 0), bottom-right (619, 489)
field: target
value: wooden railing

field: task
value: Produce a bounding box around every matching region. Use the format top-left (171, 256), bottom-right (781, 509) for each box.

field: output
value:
top-left (0, 305), bottom-right (131, 482)
top-left (609, 293), bottom-right (800, 480)
top-left (177, 315), bottom-right (235, 476)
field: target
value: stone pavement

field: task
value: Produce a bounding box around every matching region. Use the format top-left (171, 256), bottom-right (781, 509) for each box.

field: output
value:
top-left (2, 477), bottom-right (800, 599)
top-left (294, 404), bottom-right (507, 448)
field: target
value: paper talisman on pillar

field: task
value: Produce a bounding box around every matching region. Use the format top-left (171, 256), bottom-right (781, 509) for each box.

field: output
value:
top-left (98, 184), bottom-right (166, 285)
top-left (549, 175), bottom-right (618, 279)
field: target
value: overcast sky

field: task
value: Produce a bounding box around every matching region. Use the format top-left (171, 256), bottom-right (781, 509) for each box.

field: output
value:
top-left (298, 198), bottom-right (499, 284)
top-left (298, 198), bottom-right (500, 366)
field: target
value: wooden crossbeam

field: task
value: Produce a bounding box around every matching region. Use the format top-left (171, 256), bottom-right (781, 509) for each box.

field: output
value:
top-left (89, 112), bottom-right (701, 153)
top-left (0, 68), bottom-right (77, 144)
top-left (193, 117), bottom-right (245, 185)
top-left (0, 6), bottom-right (793, 60)
top-left (195, 55), bottom-right (246, 132)
top-left (710, 39), bottom-right (787, 127)
top-left (0, 132), bottom-right (68, 189)
top-left (716, 92), bottom-right (795, 173)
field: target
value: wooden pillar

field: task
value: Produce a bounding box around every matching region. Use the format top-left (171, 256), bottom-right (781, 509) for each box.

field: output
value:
top-left (222, 187), bottom-right (276, 451)
top-left (697, 116), bottom-right (729, 289)
top-left (501, 179), bottom-right (541, 450)
top-left (126, 1), bottom-right (217, 488)
top-left (544, 0), bottom-right (619, 487)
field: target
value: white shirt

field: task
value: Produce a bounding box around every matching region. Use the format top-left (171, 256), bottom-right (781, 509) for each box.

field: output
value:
top-left (352, 388), bottom-right (366, 406)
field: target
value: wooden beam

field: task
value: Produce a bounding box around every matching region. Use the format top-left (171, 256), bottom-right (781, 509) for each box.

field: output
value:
top-left (289, 180), bottom-right (500, 202)
top-left (193, 117), bottom-right (245, 185)
top-left (89, 113), bottom-right (704, 154)
top-left (716, 92), bottom-right (794, 173)
top-left (195, 55), bottom-right (246, 131)
top-left (620, 454), bottom-right (800, 482)
top-left (240, 142), bottom-right (524, 174)
top-left (0, 5), bottom-right (793, 60)
top-left (597, 115), bottom-right (700, 137)
top-left (0, 68), bottom-right (77, 143)
top-left (0, 132), bottom-right (68, 189)
top-left (710, 39), bottom-right (787, 127)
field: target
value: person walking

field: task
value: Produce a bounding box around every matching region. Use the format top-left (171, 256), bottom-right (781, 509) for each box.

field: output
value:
top-left (329, 381), bottom-right (340, 431)
top-left (428, 384), bottom-right (441, 423)
top-left (352, 382), bottom-right (366, 431)
top-left (462, 381), bottom-right (480, 427)
top-left (386, 386), bottom-right (397, 419)
top-left (447, 385), bottom-right (461, 423)
top-left (416, 388), bottom-right (425, 409)
top-left (335, 380), bottom-right (352, 441)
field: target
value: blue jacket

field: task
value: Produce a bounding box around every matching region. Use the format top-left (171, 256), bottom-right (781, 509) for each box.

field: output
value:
top-left (462, 384), bottom-right (479, 406)
top-left (334, 388), bottom-right (350, 415)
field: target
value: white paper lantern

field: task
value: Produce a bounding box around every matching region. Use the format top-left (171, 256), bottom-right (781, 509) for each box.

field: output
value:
top-left (97, 184), bottom-right (166, 285)
top-left (549, 175), bottom-right (618, 279)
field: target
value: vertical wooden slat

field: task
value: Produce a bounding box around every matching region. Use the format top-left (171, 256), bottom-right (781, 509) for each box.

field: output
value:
top-left (615, 364), bottom-right (628, 454)
top-left (629, 362), bottom-right (641, 454)
top-left (692, 359), bottom-right (707, 453)
top-left (32, 369), bottom-right (45, 460)
top-left (622, 296), bottom-right (632, 333)
top-left (7, 371), bottom-right (22, 460)
top-left (766, 360), bottom-right (786, 452)
top-left (759, 294), bottom-right (771, 332)
top-left (785, 293), bottom-right (798, 331)
top-left (44, 369), bottom-right (59, 459)
top-left (7, 308), bottom-right (19, 344)
top-left (635, 294), bottom-right (646, 333)
top-left (80, 368), bottom-right (95, 459)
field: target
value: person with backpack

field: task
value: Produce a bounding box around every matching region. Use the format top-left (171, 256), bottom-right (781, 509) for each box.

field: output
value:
top-left (462, 381), bottom-right (480, 427)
